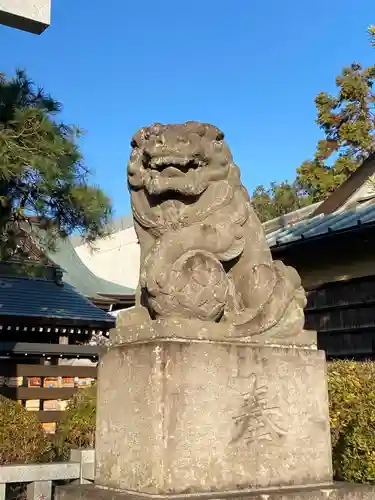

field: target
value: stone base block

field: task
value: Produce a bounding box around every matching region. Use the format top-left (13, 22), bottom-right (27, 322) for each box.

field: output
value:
top-left (111, 317), bottom-right (317, 348)
top-left (94, 340), bottom-right (332, 494)
top-left (56, 483), bottom-right (375, 500)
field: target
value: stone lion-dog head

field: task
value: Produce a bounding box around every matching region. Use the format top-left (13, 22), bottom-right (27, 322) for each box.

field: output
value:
top-left (127, 121), bottom-right (240, 198)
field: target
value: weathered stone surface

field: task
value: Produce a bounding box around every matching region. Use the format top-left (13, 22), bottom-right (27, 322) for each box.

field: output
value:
top-left (56, 483), bottom-right (375, 500)
top-left (111, 318), bottom-right (317, 348)
top-left (123, 121), bottom-right (311, 346)
top-left (0, 0), bottom-right (50, 34)
top-left (27, 480), bottom-right (52, 500)
top-left (94, 340), bottom-right (332, 495)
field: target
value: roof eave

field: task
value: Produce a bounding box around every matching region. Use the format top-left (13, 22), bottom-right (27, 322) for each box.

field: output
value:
top-left (270, 220), bottom-right (375, 254)
top-left (262, 203), bottom-right (322, 234)
top-left (0, 313), bottom-right (115, 329)
top-left (312, 153), bottom-right (375, 216)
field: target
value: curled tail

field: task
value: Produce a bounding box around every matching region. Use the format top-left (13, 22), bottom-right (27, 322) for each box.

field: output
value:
top-left (229, 261), bottom-right (306, 337)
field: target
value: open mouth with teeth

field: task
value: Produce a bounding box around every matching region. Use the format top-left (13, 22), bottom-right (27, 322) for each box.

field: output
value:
top-left (147, 156), bottom-right (205, 177)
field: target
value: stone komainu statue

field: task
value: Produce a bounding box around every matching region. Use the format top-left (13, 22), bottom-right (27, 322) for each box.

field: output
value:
top-left (126, 121), bottom-right (307, 342)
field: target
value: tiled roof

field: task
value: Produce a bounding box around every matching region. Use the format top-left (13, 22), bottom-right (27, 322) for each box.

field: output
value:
top-left (0, 275), bottom-right (115, 327)
top-left (46, 238), bottom-right (134, 298)
top-left (266, 204), bottom-right (375, 248)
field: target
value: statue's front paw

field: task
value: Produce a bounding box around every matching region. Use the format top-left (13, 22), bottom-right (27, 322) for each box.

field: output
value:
top-left (146, 249), bottom-right (230, 322)
top-left (115, 306), bottom-right (151, 328)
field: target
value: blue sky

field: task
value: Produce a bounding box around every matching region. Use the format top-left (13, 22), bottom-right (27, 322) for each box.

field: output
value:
top-left (0, 0), bottom-right (374, 216)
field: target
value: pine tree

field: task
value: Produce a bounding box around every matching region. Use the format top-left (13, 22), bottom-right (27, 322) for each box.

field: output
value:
top-left (0, 70), bottom-right (112, 260)
top-left (253, 27), bottom-right (375, 220)
top-left (297, 27), bottom-right (375, 200)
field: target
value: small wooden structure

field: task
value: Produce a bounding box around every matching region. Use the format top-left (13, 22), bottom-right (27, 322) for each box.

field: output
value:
top-left (268, 203), bottom-right (375, 359)
top-left (1, 350), bottom-right (99, 430)
top-left (262, 154), bottom-right (375, 359)
top-left (0, 261), bottom-right (113, 431)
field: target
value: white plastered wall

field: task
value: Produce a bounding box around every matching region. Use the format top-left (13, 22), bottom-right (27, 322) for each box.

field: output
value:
top-left (74, 226), bottom-right (140, 289)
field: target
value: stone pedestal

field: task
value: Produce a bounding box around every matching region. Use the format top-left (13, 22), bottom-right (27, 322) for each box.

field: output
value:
top-left (55, 332), bottom-right (375, 500)
top-left (96, 339), bottom-right (332, 494)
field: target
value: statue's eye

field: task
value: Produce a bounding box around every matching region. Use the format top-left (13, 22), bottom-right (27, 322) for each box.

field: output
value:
top-left (216, 132), bottom-right (224, 141)
top-left (196, 125), bottom-right (206, 137)
top-left (131, 139), bottom-right (138, 148)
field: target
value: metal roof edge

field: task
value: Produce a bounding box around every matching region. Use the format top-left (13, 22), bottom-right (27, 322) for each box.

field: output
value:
top-left (262, 202), bottom-right (322, 234)
top-left (268, 204), bottom-right (375, 250)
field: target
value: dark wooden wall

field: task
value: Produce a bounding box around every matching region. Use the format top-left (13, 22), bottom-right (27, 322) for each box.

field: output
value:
top-left (305, 275), bottom-right (375, 358)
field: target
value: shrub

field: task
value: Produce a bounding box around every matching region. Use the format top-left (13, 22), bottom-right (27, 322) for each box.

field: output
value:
top-left (0, 396), bottom-right (53, 465)
top-left (328, 360), bottom-right (375, 483)
top-left (54, 385), bottom-right (96, 459)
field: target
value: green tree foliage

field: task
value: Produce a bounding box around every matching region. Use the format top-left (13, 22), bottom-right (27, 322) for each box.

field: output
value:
top-left (253, 26), bottom-right (375, 221)
top-left (297, 59), bottom-right (375, 201)
top-left (251, 181), bottom-right (312, 223)
top-left (54, 386), bottom-right (97, 459)
top-left (0, 69), bottom-right (112, 260)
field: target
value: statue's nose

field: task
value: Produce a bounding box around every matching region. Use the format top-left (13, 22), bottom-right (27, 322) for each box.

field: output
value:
top-left (155, 134), bottom-right (166, 146)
